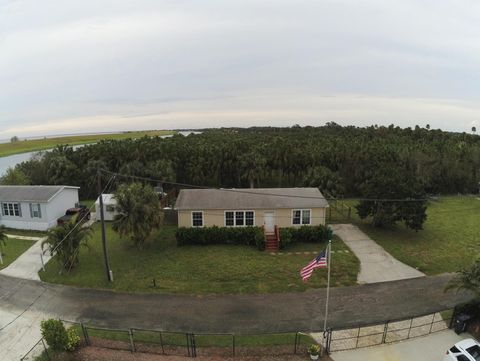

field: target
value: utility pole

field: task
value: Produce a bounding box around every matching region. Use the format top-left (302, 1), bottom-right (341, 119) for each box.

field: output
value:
top-left (97, 169), bottom-right (113, 282)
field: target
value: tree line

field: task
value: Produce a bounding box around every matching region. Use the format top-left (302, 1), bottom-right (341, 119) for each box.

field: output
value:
top-left (3, 123), bottom-right (480, 229)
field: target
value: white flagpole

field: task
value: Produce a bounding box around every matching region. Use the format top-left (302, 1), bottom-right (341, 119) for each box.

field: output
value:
top-left (321, 239), bottom-right (332, 356)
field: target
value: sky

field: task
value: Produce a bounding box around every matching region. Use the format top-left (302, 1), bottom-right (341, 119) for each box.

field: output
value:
top-left (1, 0), bottom-right (480, 138)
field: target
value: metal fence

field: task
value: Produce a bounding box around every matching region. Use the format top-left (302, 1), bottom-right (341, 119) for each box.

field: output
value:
top-left (20, 338), bottom-right (49, 361)
top-left (326, 309), bottom-right (454, 352)
top-left (20, 308), bottom-right (456, 359)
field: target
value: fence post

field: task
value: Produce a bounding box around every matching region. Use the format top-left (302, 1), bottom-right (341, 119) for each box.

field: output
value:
top-left (381, 321), bottom-right (389, 344)
top-left (159, 331), bottom-right (165, 355)
top-left (41, 338), bottom-right (51, 361)
top-left (407, 317), bottom-right (414, 339)
top-left (449, 307), bottom-right (457, 329)
top-left (232, 334), bottom-right (235, 358)
top-left (81, 323), bottom-right (90, 345)
top-left (129, 329), bottom-right (135, 352)
top-left (186, 333), bottom-right (191, 358)
top-left (326, 329), bottom-right (332, 354)
top-left (428, 313), bottom-right (436, 334)
top-left (354, 326), bottom-right (361, 348)
top-left (294, 332), bottom-right (299, 354)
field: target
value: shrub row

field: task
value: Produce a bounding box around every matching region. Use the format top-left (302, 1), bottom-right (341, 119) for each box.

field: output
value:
top-left (279, 225), bottom-right (332, 249)
top-left (176, 226), bottom-right (266, 250)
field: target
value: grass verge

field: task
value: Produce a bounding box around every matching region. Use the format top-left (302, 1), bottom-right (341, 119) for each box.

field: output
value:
top-left (41, 224), bottom-right (359, 294)
top-left (0, 130), bottom-right (175, 157)
top-left (0, 238), bottom-right (35, 270)
top-left (328, 195), bottom-right (480, 274)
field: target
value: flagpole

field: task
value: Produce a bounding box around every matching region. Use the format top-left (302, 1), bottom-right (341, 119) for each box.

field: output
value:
top-left (322, 239), bottom-right (332, 356)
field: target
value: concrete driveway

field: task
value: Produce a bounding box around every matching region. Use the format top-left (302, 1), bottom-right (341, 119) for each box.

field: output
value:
top-left (331, 329), bottom-right (473, 361)
top-left (331, 224), bottom-right (425, 283)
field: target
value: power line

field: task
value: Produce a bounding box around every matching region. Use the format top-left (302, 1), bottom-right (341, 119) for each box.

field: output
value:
top-left (42, 174), bottom-right (116, 256)
top-left (99, 169), bottom-right (429, 202)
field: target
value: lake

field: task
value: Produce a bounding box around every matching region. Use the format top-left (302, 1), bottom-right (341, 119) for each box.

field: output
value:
top-left (0, 131), bottom-right (200, 176)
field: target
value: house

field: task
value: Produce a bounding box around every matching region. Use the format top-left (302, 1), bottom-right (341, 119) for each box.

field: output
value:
top-left (0, 185), bottom-right (80, 231)
top-left (95, 194), bottom-right (118, 221)
top-left (175, 187), bottom-right (329, 232)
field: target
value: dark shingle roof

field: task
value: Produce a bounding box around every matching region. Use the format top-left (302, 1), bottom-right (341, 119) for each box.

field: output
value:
top-left (175, 188), bottom-right (329, 210)
top-left (0, 186), bottom-right (79, 203)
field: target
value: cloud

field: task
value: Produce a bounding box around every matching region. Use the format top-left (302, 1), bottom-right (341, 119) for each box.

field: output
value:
top-left (1, 0), bottom-right (480, 135)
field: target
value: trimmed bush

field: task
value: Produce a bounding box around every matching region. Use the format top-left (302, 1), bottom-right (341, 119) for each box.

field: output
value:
top-left (40, 319), bottom-right (69, 352)
top-left (279, 225), bottom-right (331, 249)
top-left (176, 226), bottom-right (265, 250)
top-left (40, 319), bottom-right (80, 353)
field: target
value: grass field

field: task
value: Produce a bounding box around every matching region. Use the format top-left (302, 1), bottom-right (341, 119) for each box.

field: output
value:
top-left (0, 130), bottom-right (175, 157)
top-left (0, 238), bottom-right (35, 270)
top-left (41, 224), bottom-right (359, 294)
top-left (328, 196), bottom-right (480, 274)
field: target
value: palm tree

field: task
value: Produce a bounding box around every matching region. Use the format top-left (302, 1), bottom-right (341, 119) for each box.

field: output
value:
top-left (112, 183), bottom-right (163, 249)
top-left (445, 260), bottom-right (480, 298)
top-left (42, 220), bottom-right (92, 272)
top-left (0, 225), bottom-right (7, 264)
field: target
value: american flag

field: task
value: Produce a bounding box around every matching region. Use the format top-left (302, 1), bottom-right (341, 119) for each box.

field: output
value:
top-left (300, 250), bottom-right (327, 282)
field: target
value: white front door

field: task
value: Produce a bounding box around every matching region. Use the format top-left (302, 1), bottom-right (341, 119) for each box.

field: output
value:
top-left (263, 211), bottom-right (275, 233)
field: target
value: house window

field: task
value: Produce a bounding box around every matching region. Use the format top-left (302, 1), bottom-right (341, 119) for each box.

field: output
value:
top-left (293, 209), bottom-right (311, 225)
top-left (2, 202), bottom-right (21, 217)
top-left (30, 203), bottom-right (42, 218)
top-left (106, 205), bottom-right (116, 213)
top-left (225, 211), bottom-right (234, 226)
top-left (192, 211), bottom-right (203, 227)
top-left (225, 211), bottom-right (255, 227)
top-left (245, 211), bottom-right (254, 226)
top-left (235, 211), bottom-right (244, 226)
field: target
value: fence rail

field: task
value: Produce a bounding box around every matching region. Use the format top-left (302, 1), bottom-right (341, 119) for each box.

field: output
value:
top-left (326, 309), bottom-right (454, 352)
top-left (21, 308), bottom-right (457, 359)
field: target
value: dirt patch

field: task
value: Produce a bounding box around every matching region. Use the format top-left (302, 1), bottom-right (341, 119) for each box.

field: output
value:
top-left (61, 346), bottom-right (334, 361)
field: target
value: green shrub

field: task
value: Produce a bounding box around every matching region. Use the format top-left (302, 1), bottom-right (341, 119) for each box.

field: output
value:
top-left (65, 328), bottom-right (80, 351)
top-left (40, 319), bottom-right (68, 352)
top-left (279, 225), bottom-right (331, 249)
top-left (176, 226), bottom-right (265, 250)
top-left (40, 319), bottom-right (80, 353)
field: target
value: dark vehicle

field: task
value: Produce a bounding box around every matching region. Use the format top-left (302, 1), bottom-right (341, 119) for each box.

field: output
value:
top-left (57, 205), bottom-right (91, 226)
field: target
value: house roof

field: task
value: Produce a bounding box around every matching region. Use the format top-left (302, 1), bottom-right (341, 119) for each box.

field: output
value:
top-left (95, 194), bottom-right (117, 205)
top-left (175, 188), bottom-right (329, 210)
top-left (0, 185), bottom-right (79, 203)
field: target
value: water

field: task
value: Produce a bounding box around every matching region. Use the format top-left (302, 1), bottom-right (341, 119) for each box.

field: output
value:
top-left (0, 131), bottom-right (200, 176)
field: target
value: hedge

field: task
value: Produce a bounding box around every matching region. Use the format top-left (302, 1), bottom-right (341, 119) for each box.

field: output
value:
top-left (176, 226), bottom-right (265, 250)
top-left (279, 225), bottom-right (332, 249)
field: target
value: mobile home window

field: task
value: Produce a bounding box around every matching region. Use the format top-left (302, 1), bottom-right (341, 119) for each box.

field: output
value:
top-left (2, 202), bottom-right (21, 217)
top-left (292, 209), bottom-right (311, 225)
top-left (245, 211), bottom-right (254, 226)
top-left (225, 211), bottom-right (234, 226)
top-left (30, 203), bottom-right (42, 218)
top-left (192, 212), bottom-right (203, 227)
top-left (225, 211), bottom-right (255, 227)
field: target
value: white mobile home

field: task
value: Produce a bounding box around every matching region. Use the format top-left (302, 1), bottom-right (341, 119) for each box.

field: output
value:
top-left (95, 194), bottom-right (118, 221)
top-left (0, 185), bottom-right (80, 231)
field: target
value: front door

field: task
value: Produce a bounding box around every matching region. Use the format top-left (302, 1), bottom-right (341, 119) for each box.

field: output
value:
top-left (263, 211), bottom-right (275, 233)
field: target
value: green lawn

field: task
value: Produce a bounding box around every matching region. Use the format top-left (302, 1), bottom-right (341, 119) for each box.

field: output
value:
top-left (0, 238), bottom-right (35, 269)
top-left (3, 227), bottom-right (47, 238)
top-left (0, 130), bottom-right (175, 157)
top-left (40, 224), bottom-right (359, 294)
top-left (329, 196), bottom-right (480, 274)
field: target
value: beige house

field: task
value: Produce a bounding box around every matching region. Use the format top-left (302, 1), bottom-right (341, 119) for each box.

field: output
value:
top-left (175, 188), bottom-right (329, 232)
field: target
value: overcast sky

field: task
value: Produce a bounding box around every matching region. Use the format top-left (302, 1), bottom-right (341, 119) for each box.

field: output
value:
top-left (1, 0), bottom-right (480, 137)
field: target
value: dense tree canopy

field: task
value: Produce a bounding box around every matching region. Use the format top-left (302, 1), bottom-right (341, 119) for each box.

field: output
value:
top-left (14, 124), bottom-right (480, 203)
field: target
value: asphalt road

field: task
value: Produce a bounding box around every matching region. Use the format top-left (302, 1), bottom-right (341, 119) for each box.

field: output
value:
top-left (0, 273), bottom-right (472, 334)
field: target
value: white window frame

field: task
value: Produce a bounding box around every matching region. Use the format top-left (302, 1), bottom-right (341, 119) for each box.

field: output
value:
top-left (191, 211), bottom-right (204, 227)
top-left (224, 210), bottom-right (255, 227)
top-left (2, 202), bottom-right (21, 217)
top-left (292, 209), bottom-right (312, 225)
top-left (30, 203), bottom-right (42, 218)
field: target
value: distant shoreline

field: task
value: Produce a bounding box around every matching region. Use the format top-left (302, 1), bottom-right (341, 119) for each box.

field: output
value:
top-left (0, 130), bottom-right (177, 158)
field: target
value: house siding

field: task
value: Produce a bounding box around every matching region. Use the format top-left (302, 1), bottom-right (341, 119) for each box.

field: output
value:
top-left (0, 188), bottom-right (79, 231)
top-left (178, 208), bottom-right (326, 228)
